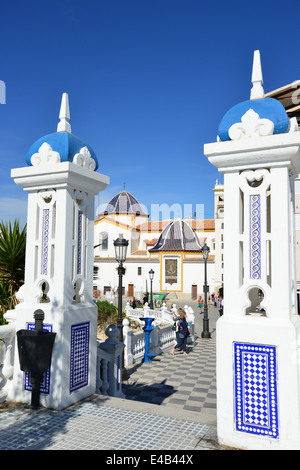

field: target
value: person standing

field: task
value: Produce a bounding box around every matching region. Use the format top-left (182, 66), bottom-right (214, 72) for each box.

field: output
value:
top-left (198, 295), bottom-right (203, 313)
top-left (172, 308), bottom-right (189, 356)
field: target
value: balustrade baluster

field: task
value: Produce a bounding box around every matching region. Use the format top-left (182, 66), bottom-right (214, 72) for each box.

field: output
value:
top-left (100, 358), bottom-right (109, 395)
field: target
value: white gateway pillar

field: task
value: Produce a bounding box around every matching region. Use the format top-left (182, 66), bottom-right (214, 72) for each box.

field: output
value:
top-left (8, 94), bottom-right (109, 410)
top-left (204, 51), bottom-right (300, 449)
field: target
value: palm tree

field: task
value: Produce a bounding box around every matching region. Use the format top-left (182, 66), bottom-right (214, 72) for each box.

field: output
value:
top-left (0, 220), bottom-right (26, 322)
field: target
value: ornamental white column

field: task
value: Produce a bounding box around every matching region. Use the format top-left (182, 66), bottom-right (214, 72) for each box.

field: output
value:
top-left (204, 51), bottom-right (300, 449)
top-left (8, 94), bottom-right (109, 410)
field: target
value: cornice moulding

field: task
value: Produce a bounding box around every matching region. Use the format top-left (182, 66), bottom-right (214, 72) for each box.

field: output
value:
top-left (11, 161), bottom-right (109, 194)
top-left (204, 133), bottom-right (300, 175)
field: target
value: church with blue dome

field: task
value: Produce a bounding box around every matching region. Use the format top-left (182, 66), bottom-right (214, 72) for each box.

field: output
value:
top-left (93, 189), bottom-right (217, 300)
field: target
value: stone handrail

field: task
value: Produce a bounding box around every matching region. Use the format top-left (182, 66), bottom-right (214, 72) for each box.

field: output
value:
top-left (0, 311), bottom-right (16, 403)
top-left (125, 301), bottom-right (195, 327)
top-left (124, 301), bottom-right (173, 324)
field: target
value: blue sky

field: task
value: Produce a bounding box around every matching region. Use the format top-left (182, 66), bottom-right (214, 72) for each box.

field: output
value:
top-left (1, 0), bottom-right (300, 226)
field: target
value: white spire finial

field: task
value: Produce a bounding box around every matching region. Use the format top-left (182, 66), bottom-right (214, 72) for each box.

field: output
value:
top-left (250, 50), bottom-right (264, 100)
top-left (57, 92), bottom-right (71, 133)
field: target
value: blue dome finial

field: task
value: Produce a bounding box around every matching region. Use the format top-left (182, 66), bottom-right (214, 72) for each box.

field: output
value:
top-left (25, 92), bottom-right (99, 170)
top-left (217, 50), bottom-right (290, 142)
top-left (250, 50), bottom-right (264, 100)
top-left (57, 92), bottom-right (71, 133)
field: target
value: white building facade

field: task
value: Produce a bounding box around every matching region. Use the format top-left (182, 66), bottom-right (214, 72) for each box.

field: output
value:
top-left (93, 191), bottom-right (217, 300)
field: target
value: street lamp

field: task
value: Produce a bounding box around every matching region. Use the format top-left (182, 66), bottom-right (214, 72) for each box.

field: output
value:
top-left (113, 235), bottom-right (129, 343)
top-left (201, 243), bottom-right (211, 338)
top-left (149, 269), bottom-right (154, 309)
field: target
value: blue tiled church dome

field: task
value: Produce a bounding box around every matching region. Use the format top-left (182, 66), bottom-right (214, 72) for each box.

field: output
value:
top-left (149, 219), bottom-right (202, 252)
top-left (100, 191), bottom-right (148, 216)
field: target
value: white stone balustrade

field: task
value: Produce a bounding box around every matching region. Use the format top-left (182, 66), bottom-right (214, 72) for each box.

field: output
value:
top-left (96, 324), bottom-right (124, 398)
top-left (124, 301), bottom-right (195, 325)
top-left (122, 302), bottom-right (195, 366)
top-left (0, 311), bottom-right (16, 403)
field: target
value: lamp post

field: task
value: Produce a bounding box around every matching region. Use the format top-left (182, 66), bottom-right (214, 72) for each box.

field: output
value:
top-left (113, 235), bottom-right (129, 344)
top-left (113, 235), bottom-right (128, 375)
top-left (201, 243), bottom-right (211, 338)
top-left (113, 235), bottom-right (129, 380)
top-left (149, 269), bottom-right (154, 309)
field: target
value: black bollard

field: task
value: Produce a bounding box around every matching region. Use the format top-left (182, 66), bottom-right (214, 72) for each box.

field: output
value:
top-left (17, 309), bottom-right (56, 409)
top-left (30, 310), bottom-right (45, 409)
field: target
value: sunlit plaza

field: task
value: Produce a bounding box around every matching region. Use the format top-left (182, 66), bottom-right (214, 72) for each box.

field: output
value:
top-left (2, 1), bottom-right (300, 454)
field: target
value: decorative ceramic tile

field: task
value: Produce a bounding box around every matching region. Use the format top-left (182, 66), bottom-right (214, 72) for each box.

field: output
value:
top-left (77, 210), bottom-right (83, 275)
top-left (70, 322), bottom-right (90, 392)
top-left (234, 342), bottom-right (279, 439)
top-left (25, 323), bottom-right (53, 394)
top-left (250, 195), bottom-right (261, 279)
top-left (41, 209), bottom-right (50, 275)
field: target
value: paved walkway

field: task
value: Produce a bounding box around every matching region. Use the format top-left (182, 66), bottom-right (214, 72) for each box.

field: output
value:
top-left (0, 302), bottom-right (232, 452)
top-left (122, 302), bottom-right (218, 425)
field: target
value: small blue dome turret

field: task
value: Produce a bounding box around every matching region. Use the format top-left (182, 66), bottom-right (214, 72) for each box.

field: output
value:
top-left (26, 131), bottom-right (98, 170)
top-left (217, 50), bottom-right (290, 142)
top-left (25, 93), bottom-right (99, 171)
top-left (217, 97), bottom-right (289, 142)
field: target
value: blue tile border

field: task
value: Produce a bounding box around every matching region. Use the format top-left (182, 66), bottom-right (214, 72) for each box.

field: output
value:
top-left (234, 342), bottom-right (279, 439)
top-left (77, 210), bottom-right (83, 275)
top-left (250, 194), bottom-right (261, 280)
top-left (41, 208), bottom-right (50, 276)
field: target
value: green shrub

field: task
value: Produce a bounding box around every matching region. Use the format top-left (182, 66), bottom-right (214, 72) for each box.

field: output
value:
top-left (96, 300), bottom-right (118, 326)
top-left (96, 300), bottom-right (128, 331)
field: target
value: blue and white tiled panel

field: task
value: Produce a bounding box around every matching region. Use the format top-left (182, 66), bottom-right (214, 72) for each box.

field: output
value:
top-left (25, 323), bottom-right (53, 395)
top-left (70, 322), bottom-right (90, 393)
top-left (234, 342), bottom-right (279, 439)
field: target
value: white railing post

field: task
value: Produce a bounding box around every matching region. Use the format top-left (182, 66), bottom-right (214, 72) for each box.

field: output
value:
top-left (97, 324), bottom-right (125, 399)
top-left (160, 302), bottom-right (168, 314)
top-left (149, 321), bottom-right (160, 356)
top-left (122, 318), bottom-right (133, 366)
top-left (124, 300), bottom-right (132, 317)
top-left (143, 302), bottom-right (150, 317)
top-left (186, 305), bottom-right (195, 343)
top-left (96, 352), bottom-right (109, 396)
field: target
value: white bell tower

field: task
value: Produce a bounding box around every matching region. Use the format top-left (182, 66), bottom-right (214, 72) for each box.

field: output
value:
top-left (8, 93), bottom-right (109, 410)
top-left (205, 51), bottom-right (300, 449)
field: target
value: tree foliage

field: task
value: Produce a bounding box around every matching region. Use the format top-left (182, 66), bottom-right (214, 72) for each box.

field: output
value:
top-left (0, 220), bottom-right (26, 324)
